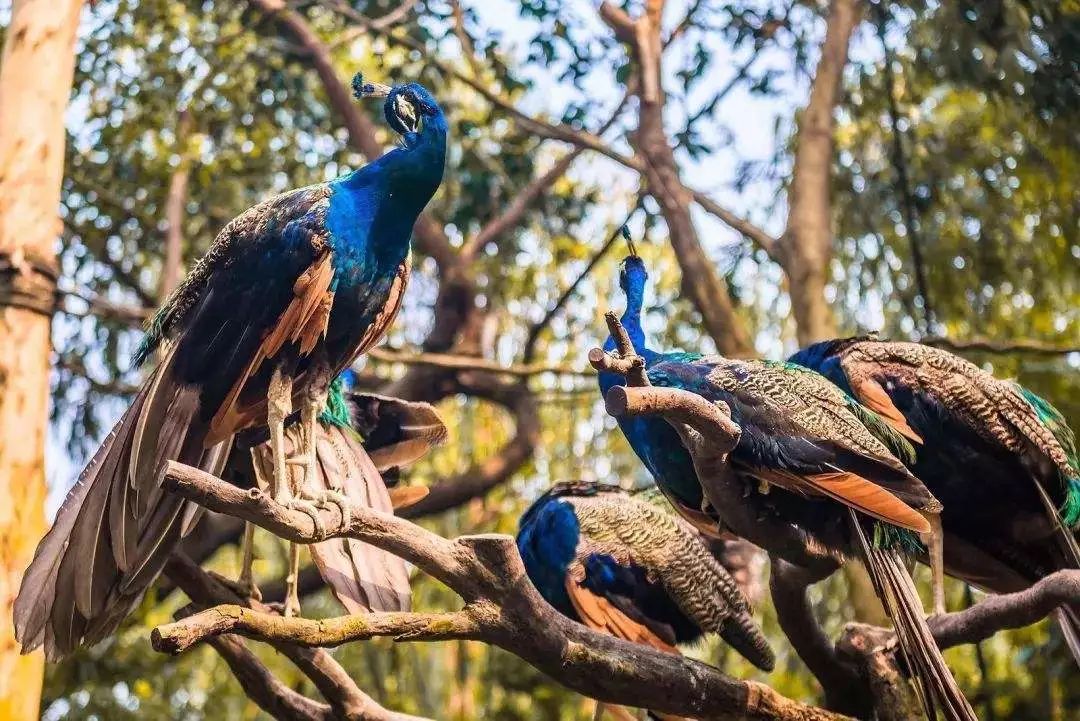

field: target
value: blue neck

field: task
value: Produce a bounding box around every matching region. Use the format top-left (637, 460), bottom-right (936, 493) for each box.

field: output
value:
top-left (327, 117), bottom-right (447, 275)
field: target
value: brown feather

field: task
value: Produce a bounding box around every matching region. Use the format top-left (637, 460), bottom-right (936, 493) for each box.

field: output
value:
top-left (208, 251), bottom-right (335, 443)
top-left (388, 486), bottom-right (430, 511)
top-left (246, 421), bottom-right (412, 613)
top-left (565, 578), bottom-right (679, 654)
top-left (849, 376), bottom-right (924, 444)
top-left (762, 467), bottom-right (931, 534)
top-left (349, 392), bottom-right (447, 472)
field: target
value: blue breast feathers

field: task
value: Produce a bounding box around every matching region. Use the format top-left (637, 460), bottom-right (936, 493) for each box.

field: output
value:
top-left (516, 495), bottom-right (581, 615)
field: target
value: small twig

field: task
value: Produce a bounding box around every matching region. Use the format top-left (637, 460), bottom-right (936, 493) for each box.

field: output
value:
top-left (921, 335), bottom-right (1080, 358)
top-left (368, 347), bottom-right (593, 378)
top-left (522, 199), bottom-right (644, 363)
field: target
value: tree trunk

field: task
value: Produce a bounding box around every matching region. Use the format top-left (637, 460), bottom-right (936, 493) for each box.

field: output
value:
top-left (601, 0), bottom-right (756, 358)
top-left (781, 0), bottom-right (861, 345)
top-left (0, 1), bottom-right (82, 717)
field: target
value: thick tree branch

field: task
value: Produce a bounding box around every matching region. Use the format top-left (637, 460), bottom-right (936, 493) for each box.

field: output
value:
top-left (928, 571), bottom-right (1080, 649)
top-left (157, 461), bottom-right (852, 721)
top-left (770, 558), bottom-right (871, 717)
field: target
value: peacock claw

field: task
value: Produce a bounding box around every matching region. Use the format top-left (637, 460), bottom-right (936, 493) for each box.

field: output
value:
top-left (300, 489), bottom-right (352, 530)
top-left (284, 498), bottom-right (327, 538)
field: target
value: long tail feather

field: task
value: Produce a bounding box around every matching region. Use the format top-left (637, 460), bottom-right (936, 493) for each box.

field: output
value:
top-left (850, 511), bottom-right (977, 721)
top-left (13, 353), bottom-right (227, 660)
top-left (248, 422), bottom-right (411, 613)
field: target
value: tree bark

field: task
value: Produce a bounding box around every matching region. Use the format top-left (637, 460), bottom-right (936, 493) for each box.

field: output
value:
top-left (780, 0), bottom-right (861, 345)
top-left (0, 0), bottom-right (81, 718)
top-left (599, 1), bottom-right (756, 358)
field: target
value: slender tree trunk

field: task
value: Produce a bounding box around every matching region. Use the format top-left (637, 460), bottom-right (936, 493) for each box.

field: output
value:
top-left (601, 0), bottom-right (755, 358)
top-left (161, 109), bottom-right (192, 300)
top-left (781, 0), bottom-right (861, 345)
top-left (0, 1), bottom-right (81, 717)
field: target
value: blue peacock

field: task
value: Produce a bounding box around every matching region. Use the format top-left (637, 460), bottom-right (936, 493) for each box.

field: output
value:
top-left (598, 246), bottom-right (977, 720)
top-left (596, 241), bottom-right (711, 531)
top-left (516, 481), bottom-right (775, 672)
top-left (789, 336), bottom-right (1080, 659)
top-left (15, 74), bottom-right (447, 659)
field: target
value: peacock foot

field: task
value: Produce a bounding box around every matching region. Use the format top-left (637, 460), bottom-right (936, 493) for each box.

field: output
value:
top-left (299, 489), bottom-right (352, 530)
top-left (282, 497), bottom-right (327, 539)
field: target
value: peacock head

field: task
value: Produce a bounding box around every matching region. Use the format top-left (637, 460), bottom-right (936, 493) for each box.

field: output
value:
top-left (617, 227), bottom-right (648, 299)
top-left (352, 74), bottom-right (446, 140)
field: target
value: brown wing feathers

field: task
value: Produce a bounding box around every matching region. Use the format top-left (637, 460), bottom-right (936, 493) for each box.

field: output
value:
top-left (761, 467), bottom-right (931, 534)
top-left (208, 251), bottom-right (336, 443)
top-left (565, 577), bottom-right (679, 655)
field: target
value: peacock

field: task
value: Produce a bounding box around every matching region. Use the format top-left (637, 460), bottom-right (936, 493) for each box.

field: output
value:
top-left (599, 249), bottom-right (976, 720)
top-left (596, 243), bottom-right (713, 533)
top-left (15, 74), bottom-right (447, 659)
top-left (789, 336), bottom-right (1080, 658)
top-left (517, 481), bottom-right (773, 719)
top-left (224, 374), bottom-right (447, 614)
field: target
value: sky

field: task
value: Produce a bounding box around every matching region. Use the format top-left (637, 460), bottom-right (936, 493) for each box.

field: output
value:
top-left (43, 0), bottom-right (885, 510)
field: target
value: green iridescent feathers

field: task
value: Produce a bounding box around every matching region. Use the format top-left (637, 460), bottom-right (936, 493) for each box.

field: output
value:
top-left (1015, 383), bottom-right (1080, 527)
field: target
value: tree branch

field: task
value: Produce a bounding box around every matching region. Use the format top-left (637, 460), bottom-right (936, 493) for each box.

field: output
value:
top-left (921, 335), bottom-right (1080, 357)
top-left (928, 571), bottom-right (1080, 649)
top-left (156, 461), bottom-right (853, 721)
top-left (779, 0), bottom-right (861, 345)
top-left (204, 633), bottom-right (334, 721)
top-left (164, 554), bottom-right (431, 721)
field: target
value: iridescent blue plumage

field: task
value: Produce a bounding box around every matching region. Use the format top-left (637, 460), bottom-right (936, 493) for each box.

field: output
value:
top-left (15, 77), bottom-right (448, 659)
top-left (597, 254), bottom-right (706, 516)
top-left (516, 482), bottom-right (774, 671)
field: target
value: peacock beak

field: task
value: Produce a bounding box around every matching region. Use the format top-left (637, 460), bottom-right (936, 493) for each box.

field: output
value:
top-left (360, 81), bottom-right (392, 99)
top-left (351, 73), bottom-right (392, 100)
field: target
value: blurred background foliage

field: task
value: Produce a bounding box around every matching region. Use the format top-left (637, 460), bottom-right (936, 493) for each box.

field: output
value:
top-left (18, 0), bottom-right (1079, 718)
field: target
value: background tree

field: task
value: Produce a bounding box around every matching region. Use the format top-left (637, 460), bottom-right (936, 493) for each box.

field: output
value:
top-left (7, 0), bottom-right (1077, 718)
top-left (0, 1), bottom-right (82, 718)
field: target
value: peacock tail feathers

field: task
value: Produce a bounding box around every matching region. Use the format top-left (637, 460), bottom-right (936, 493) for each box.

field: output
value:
top-left (846, 398), bottom-right (918, 466)
top-left (1014, 383), bottom-right (1080, 527)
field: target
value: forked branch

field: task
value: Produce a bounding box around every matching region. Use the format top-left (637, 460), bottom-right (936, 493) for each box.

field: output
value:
top-left (155, 460), bottom-right (852, 721)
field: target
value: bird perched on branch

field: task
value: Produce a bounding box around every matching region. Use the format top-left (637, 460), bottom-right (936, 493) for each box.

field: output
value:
top-left (15, 73), bottom-right (447, 659)
top-left (596, 241), bottom-right (713, 532)
top-left (224, 376), bottom-right (447, 614)
top-left (789, 336), bottom-right (1080, 658)
top-left (597, 247), bottom-right (975, 720)
top-left (517, 482), bottom-right (774, 710)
